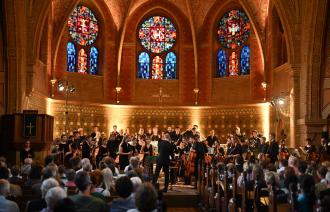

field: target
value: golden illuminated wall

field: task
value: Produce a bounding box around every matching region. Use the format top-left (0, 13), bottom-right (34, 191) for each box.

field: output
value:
top-left (47, 99), bottom-right (270, 142)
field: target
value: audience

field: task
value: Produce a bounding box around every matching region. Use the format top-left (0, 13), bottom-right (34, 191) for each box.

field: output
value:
top-left (0, 179), bottom-right (19, 212)
top-left (90, 169), bottom-right (110, 200)
top-left (42, 187), bottom-right (67, 212)
top-left (128, 183), bottom-right (158, 212)
top-left (110, 176), bottom-right (135, 212)
top-left (69, 171), bottom-right (107, 212)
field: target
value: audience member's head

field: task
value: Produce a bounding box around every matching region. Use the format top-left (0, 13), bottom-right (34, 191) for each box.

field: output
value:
top-left (45, 187), bottom-right (67, 210)
top-left (115, 176), bottom-right (133, 198)
top-left (11, 165), bottom-right (20, 177)
top-left (58, 165), bottom-right (66, 176)
top-left (43, 163), bottom-right (58, 179)
top-left (0, 167), bottom-right (9, 179)
top-left (298, 161), bottom-right (308, 175)
top-left (265, 171), bottom-right (276, 187)
top-left (135, 183), bottom-right (158, 212)
top-left (0, 179), bottom-right (10, 197)
top-left (29, 163), bottom-right (43, 180)
top-left (41, 178), bottom-right (59, 198)
top-left (75, 171), bottom-right (92, 193)
top-left (82, 163), bottom-right (92, 173)
top-left (90, 169), bottom-right (103, 187)
top-left (102, 168), bottom-right (114, 191)
top-left (130, 176), bottom-right (142, 193)
top-left (44, 155), bottom-right (55, 166)
top-left (318, 166), bottom-right (327, 180)
top-left (288, 156), bottom-right (298, 168)
top-left (66, 169), bottom-right (76, 182)
top-left (129, 157), bottom-right (139, 169)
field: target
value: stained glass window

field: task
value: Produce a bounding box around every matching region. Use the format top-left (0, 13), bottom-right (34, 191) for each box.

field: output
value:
top-left (217, 49), bottom-right (226, 77)
top-left (217, 10), bottom-right (250, 49)
top-left (67, 42), bottom-right (76, 72)
top-left (68, 5), bottom-right (98, 46)
top-left (139, 16), bottom-right (176, 53)
top-left (240, 46), bottom-right (250, 75)
top-left (229, 51), bottom-right (239, 76)
top-left (165, 52), bottom-right (176, 79)
top-left (77, 49), bottom-right (87, 74)
top-left (152, 56), bottom-right (163, 79)
top-left (90, 47), bottom-right (98, 75)
top-left (138, 52), bottom-right (150, 79)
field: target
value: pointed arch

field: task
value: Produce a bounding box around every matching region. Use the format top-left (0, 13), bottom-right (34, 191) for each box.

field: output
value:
top-left (90, 47), bottom-right (98, 75)
top-left (138, 52), bottom-right (150, 79)
top-left (217, 49), bottom-right (226, 77)
top-left (240, 45), bottom-right (250, 75)
top-left (165, 52), bottom-right (176, 79)
top-left (67, 42), bottom-right (76, 72)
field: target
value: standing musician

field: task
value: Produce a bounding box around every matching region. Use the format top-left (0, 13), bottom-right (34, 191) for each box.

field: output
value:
top-left (81, 136), bottom-right (93, 160)
top-left (107, 126), bottom-right (121, 160)
top-left (318, 136), bottom-right (330, 163)
top-left (139, 137), bottom-right (153, 166)
top-left (153, 132), bottom-right (174, 192)
top-left (249, 130), bottom-right (260, 153)
top-left (96, 139), bottom-right (108, 166)
top-left (278, 135), bottom-right (290, 160)
top-left (118, 136), bottom-right (132, 170)
top-left (206, 130), bottom-right (219, 147)
top-left (20, 141), bottom-right (34, 163)
top-left (171, 127), bottom-right (182, 145)
top-left (304, 138), bottom-right (318, 161)
top-left (265, 133), bottom-right (279, 163)
top-left (191, 135), bottom-right (208, 187)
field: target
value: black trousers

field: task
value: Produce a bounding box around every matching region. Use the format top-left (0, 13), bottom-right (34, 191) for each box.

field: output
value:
top-left (153, 162), bottom-right (169, 190)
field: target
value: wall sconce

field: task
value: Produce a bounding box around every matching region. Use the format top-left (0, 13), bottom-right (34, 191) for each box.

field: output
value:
top-left (115, 86), bottom-right (122, 104)
top-left (50, 79), bottom-right (57, 97)
top-left (193, 88), bottom-right (199, 105)
top-left (261, 81), bottom-right (267, 101)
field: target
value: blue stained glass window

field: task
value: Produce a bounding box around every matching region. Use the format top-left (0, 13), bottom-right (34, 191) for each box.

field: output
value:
top-left (138, 52), bottom-right (150, 78)
top-left (165, 52), bottom-right (176, 79)
top-left (217, 49), bottom-right (226, 77)
top-left (240, 46), bottom-right (250, 75)
top-left (90, 47), bottom-right (98, 75)
top-left (67, 42), bottom-right (76, 72)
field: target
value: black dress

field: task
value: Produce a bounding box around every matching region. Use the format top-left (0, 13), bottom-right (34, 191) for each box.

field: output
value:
top-left (20, 148), bottom-right (34, 163)
top-left (119, 141), bottom-right (131, 170)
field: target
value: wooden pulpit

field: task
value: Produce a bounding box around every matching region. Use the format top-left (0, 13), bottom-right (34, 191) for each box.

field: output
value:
top-left (0, 113), bottom-right (54, 163)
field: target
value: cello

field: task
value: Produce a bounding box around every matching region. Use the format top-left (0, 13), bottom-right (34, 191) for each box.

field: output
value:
top-left (184, 148), bottom-right (197, 178)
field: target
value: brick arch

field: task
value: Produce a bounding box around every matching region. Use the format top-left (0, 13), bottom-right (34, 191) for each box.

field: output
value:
top-left (120, 1), bottom-right (194, 104)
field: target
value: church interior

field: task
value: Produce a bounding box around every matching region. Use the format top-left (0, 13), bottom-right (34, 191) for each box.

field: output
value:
top-left (0, 0), bottom-right (330, 211)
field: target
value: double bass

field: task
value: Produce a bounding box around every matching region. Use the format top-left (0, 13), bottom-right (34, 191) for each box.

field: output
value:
top-left (184, 149), bottom-right (197, 178)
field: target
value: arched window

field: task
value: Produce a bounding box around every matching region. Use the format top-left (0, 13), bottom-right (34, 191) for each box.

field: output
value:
top-left (216, 9), bottom-right (250, 77)
top-left (77, 49), bottom-right (87, 74)
top-left (137, 16), bottom-right (177, 79)
top-left (217, 49), bottom-right (226, 77)
top-left (240, 46), bottom-right (250, 75)
top-left (138, 52), bottom-right (150, 79)
top-left (67, 42), bottom-right (76, 72)
top-left (67, 5), bottom-right (99, 75)
top-left (165, 52), bottom-right (176, 79)
top-left (90, 47), bottom-right (98, 75)
top-left (152, 56), bottom-right (163, 79)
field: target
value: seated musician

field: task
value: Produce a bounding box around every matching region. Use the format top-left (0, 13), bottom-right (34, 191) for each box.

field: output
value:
top-left (226, 135), bottom-right (243, 157)
top-left (206, 130), bottom-right (219, 147)
top-left (249, 130), bottom-right (261, 153)
top-left (170, 127), bottom-right (182, 145)
top-left (304, 138), bottom-right (317, 160)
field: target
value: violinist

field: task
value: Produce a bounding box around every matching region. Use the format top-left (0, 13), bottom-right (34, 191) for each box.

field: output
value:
top-left (81, 136), bottom-right (93, 160)
top-left (171, 127), bottom-right (182, 145)
top-left (279, 135), bottom-right (289, 160)
top-left (304, 138), bottom-right (317, 161)
top-left (226, 135), bottom-right (242, 156)
top-left (249, 130), bottom-right (260, 153)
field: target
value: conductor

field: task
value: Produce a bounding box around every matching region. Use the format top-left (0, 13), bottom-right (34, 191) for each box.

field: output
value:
top-left (153, 132), bottom-right (174, 192)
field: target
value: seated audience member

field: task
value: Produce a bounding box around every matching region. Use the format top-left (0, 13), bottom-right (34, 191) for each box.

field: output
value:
top-left (316, 166), bottom-right (328, 195)
top-left (101, 168), bottom-right (114, 194)
top-left (27, 178), bottom-right (59, 212)
top-left (320, 195), bottom-right (330, 212)
top-left (297, 174), bottom-right (316, 212)
top-left (110, 176), bottom-right (135, 212)
top-left (298, 160), bottom-right (308, 177)
top-left (102, 157), bottom-right (119, 176)
top-left (76, 158), bottom-right (92, 173)
top-left (32, 163), bottom-right (59, 196)
top-left (130, 176), bottom-right (142, 197)
top-left (53, 197), bottom-right (76, 212)
top-left (42, 187), bottom-right (67, 212)
top-left (264, 171), bottom-right (286, 203)
top-left (288, 156), bottom-right (299, 175)
top-left (21, 158), bottom-right (33, 177)
top-left (44, 155), bottom-right (55, 167)
top-left (9, 165), bottom-right (23, 186)
top-left (25, 163), bottom-right (42, 187)
top-left (58, 165), bottom-right (67, 185)
top-left (319, 171), bottom-right (330, 200)
top-left (65, 169), bottom-right (76, 187)
top-left (0, 167), bottom-right (22, 197)
top-left (69, 171), bottom-right (106, 212)
top-left (0, 179), bottom-right (19, 212)
top-left (124, 157), bottom-right (140, 173)
top-left (90, 169), bottom-right (110, 200)
top-left (128, 183), bottom-right (158, 212)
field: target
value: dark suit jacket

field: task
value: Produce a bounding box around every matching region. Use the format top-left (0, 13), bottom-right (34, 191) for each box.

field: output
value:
top-left (157, 140), bottom-right (173, 165)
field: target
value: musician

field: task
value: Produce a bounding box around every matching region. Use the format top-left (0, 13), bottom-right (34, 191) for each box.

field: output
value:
top-left (191, 135), bottom-right (208, 186)
top-left (81, 137), bottom-right (93, 160)
top-left (249, 130), bottom-right (260, 152)
top-left (226, 135), bottom-right (243, 156)
top-left (278, 136), bottom-right (290, 160)
top-left (170, 127), bottom-right (181, 144)
top-left (139, 137), bottom-right (153, 166)
top-left (318, 137), bottom-right (330, 162)
top-left (304, 138), bottom-right (317, 159)
top-left (206, 130), bottom-right (219, 147)
top-left (109, 125), bottom-right (120, 140)
top-left (96, 140), bottom-right (108, 166)
top-left (150, 127), bottom-right (160, 142)
top-left (266, 133), bottom-right (279, 163)
top-left (20, 140), bottom-right (34, 163)
top-left (153, 133), bottom-right (174, 192)
top-left (119, 136), bottom-right (132, 170)
top-left (58, 135), bottom-right (70, 154)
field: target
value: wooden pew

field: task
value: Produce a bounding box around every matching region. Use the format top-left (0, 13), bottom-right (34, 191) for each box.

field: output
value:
top-left (204, 164), bottom-right (210, 210)
top-left (208, 164), bottom-right (217, 210)
top-left (228, 167), bottom-right (237, 212)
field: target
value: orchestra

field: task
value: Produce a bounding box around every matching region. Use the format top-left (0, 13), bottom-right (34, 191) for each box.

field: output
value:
top-left (51, 124), bottom-right (330, 189)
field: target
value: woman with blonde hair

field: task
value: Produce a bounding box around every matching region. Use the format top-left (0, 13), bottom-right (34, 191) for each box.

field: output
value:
top-left (102, 167), bottom-right (115, 193)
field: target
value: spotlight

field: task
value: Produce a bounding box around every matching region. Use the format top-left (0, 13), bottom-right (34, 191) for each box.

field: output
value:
top-left (58, 82), bottom-right (65, 92)
top-left (278, 98), bottom-right (285, 105)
